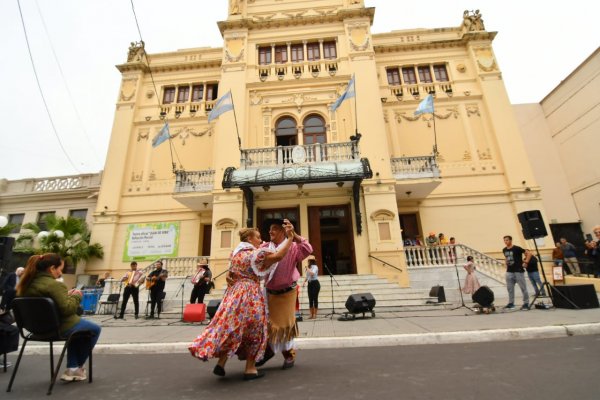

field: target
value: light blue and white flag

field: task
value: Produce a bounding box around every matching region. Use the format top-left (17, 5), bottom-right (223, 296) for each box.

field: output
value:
top-left (152, 123), bottom-right (170, 148)
top-left (414, 94), bottom-right (434, 116)
top-left (207, 90), bottom-right (234, 122)
top-left (330, 74), bottom-right (356, 112)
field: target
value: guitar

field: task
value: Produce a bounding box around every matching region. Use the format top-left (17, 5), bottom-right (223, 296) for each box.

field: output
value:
top-left (146, 270), bottom-right (168, 289)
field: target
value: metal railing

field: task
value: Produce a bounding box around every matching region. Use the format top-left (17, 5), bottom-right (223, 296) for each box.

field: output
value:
top-left (386, 82), bottom-right (454, 100)
top-left (174, 170), bottom-right (215, 193)
top-left (241, 141), bottom-right (360, 169)
top-left (369, 254), bottom-right (403, 273)
top-left (391, 156), bottom-right (440, 179)
top-left (404, 244), bottom-right (505, 282)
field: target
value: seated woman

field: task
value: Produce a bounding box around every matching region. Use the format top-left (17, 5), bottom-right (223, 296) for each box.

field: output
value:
top-left (189, 225), bottom-right (293, 380)
top-left (16, 253), bottom-right (102, 382)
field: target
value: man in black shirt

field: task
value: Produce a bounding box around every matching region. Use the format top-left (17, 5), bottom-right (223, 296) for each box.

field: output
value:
top-left (502, 235), bottom-right (529, 310)
top-left (146, 261), bottom-right (168, 319)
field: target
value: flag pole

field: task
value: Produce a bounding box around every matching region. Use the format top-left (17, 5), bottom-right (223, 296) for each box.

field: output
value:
top-left (230, 91), bottom-right (242, 154)
top-left (164, 120), bottom-right (177, 173)
top-left (353, 75), bottom-right (359, 136)
top-left (431, 101), bottom-right (438, 158)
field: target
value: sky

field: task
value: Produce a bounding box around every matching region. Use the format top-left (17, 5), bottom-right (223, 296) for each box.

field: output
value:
top-left (0, 0), bottom-right (598, 181)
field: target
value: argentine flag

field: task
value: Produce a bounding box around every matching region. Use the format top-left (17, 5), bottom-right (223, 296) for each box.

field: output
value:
top-left (330, 74), bottom-right (356, 112)
top-left (152, 123), bottom-right (170, 148)
top-left (414, 94), bottom-right (434, 116)
top-left (208, 90), bottom-right (234, 122)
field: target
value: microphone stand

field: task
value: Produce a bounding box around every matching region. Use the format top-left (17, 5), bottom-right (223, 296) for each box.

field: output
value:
top-left (168, 277), bottom-right (189, 325)
top-left (451, 259), bottom-right (474, 313)
top-left (103, 280), bottom-right (123, 322)
top-left (323, 263), bottom-right (341, 319)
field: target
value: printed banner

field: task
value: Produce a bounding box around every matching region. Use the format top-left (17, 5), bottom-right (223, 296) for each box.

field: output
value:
top-left (123, 222), bottom-right (180, 261)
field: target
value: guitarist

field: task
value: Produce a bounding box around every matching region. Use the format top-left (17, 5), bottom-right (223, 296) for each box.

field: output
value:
top-left (147, 261), bottom-right (168, 319)
top-left (117, 261), bottom-right (145, 319)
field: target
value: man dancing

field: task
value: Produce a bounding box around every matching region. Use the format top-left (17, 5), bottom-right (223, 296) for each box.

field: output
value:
top-left (256, 219), bottom-right (312, 369)
top-left (117, 261), bottom-right (144, 319)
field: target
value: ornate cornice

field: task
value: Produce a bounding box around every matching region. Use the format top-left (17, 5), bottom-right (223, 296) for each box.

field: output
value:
top-left (373, 31), bottom-right (497, 54)
top-left (217, 7), bottom-right (375, 34)
top-left (116, 58), bottom-right (222, 74)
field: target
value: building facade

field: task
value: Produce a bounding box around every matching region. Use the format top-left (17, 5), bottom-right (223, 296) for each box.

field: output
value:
top-left (515, 47), bottom-right (600, 246)
top-left (88, 0), bottom-right (548, 283)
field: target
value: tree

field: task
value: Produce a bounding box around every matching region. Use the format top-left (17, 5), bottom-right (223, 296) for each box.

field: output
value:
top-left (16, 215), bottom-right (103, 271)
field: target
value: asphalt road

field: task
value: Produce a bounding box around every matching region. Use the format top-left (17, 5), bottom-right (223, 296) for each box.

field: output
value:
top-left (2, 335), bottom-right (600, 400)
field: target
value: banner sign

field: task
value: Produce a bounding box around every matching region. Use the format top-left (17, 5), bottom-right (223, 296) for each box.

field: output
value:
top-left (123, 222), bottom-right (180, 261)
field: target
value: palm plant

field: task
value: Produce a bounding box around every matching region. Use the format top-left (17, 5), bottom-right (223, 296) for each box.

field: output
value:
top-left (16, 214), bottom-right (103, 270)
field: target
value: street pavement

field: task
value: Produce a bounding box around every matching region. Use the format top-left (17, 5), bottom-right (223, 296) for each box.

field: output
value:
top-left (13, 305), bottom-right (600, 355)
top-left (3, 335), bottom-right (600, 400)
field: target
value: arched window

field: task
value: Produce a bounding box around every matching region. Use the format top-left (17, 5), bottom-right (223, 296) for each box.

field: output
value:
top-left (275, 117), bottom-right (297, 146)
top-left (303, 114), bottom-right (326, 145)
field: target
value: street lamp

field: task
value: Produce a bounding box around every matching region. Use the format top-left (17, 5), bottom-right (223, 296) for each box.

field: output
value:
top-left (53, 230), bottom-right (65, 238)
top-left (0, 215), bottom-right (7, 228)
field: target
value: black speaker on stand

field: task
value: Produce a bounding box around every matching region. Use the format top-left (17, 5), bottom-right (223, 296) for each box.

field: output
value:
top-left (516, 210), bottom-right (578, 309)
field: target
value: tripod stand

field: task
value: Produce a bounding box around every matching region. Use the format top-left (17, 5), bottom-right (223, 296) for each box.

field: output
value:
top-left (323, 263), bottom-right (341, 319)
top-left (529, 238), bottom-right (579, 309)
top-left (451, 260), bottom-right (475, 312)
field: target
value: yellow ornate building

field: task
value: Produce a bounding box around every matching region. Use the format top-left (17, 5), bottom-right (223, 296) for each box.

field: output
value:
top-left (88, 0), bottom-right (548, 284)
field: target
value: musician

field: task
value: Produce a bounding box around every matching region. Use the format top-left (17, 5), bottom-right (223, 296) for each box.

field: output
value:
top-left (116, 262), bottom-right (145, 319)
top-left (190, 260), bottom-right (212, 304)
top-left (147, 261), bottom-right (168, 319)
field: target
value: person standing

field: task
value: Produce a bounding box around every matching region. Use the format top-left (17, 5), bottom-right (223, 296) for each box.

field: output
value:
top-left (190, 260), bottom-right (212, 304)
top-left (461, 256), bottom-right (480, 295)
top-left (524, 249), bottom-right (546, 296)
top-left (560, 237), bottom-right (581, 276)
top-left (16, 254), bottom-right (101, 381)
top-left (303, 259), bottom-right (320, 319)
top-left (502, 235), bottom-right (529, 310)
top-left (552, 242), bottom-right (564, 269)
top-left (589, 226), bottom-right (600, 278)
top-left (0, 267), bottom-right (24, 312)
top-left (189, 226), bottom-right (294, 380)
top-left (256, 219), bottom-right (313, 370)
top-left (117, 261), bottom-right (144, 319)
top-left (146, 261), bottom-right (168, 319)
top-left (425, 232), bottom-right (440, 264)
top-left (96, 272), bottom-right (111, 289)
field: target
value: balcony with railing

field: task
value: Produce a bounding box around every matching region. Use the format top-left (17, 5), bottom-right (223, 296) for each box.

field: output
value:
top-left (384, 81), bottom-right (454, 102)
top-left (241, 141), bottom-right (359, 169)
top-left (390, 155), bottom-right (441, 199)
top-left (258, 58), bottom-right (339, 81)
top-left (172, 169), bottom-right (215, 211)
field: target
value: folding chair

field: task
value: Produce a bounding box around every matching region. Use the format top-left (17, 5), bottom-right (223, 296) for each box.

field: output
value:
top-left (6, 297), bottom-right (94, 395)
top-left (98, 293), bottom-right (120, 315)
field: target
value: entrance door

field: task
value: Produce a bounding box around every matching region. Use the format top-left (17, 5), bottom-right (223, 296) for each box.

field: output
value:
top-left (399, 213), bottom-right (420, 243)
top-left (308, 205), bottom-right (356, 275)
top-left (201, 224), bottom-right (212, 256)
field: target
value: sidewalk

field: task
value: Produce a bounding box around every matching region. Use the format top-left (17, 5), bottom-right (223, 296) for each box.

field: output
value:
top-left (21, 306), bottom-right (600, 355)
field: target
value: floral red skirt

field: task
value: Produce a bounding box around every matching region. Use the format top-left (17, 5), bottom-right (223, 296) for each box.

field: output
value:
top-left (188, 278), bottom-right (268, 362)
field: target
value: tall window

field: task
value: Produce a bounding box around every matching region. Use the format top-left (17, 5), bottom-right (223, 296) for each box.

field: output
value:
top-left (417, 66), bottom-right (432, 83)
top-left (206, 84), bottom-right (219, 100)
top-left (259, 46), bottom-right (272, 65)
top-left (275, 117), bottom-right (298, 147)
top-left (291, 44), bottom-right (304, 62)
top-left (37, 211), bottom-right (55, 232)
top-left (386, 68), bottom-right (401, 85)
top-left (402, 67), bottom-right (417, 84)
top-left (162, 87), bottom-right (176, 104)
top-left (433, 64), bottom-right (449, 81)
top-left (8, 213), bottom-right (24, 234)
top-left (307, 43), bottom-right (320, 61)
top-left (323, 41), bottom-right (337, 59)
top-left (69, 209), bottom-right (88, 221)
top-left (191, 84), bottom-right (204, 102)
top-left (303, 114), bottom-right (326, 145)
top-left (275, 45), bottom-right (288, 64)
top-left (177, 86), bottom-right (190, 103)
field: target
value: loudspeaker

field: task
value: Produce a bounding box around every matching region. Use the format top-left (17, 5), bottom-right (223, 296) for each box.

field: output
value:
top-left (472, 286), bottom-right (495, 308)
top-left (207, 299), bottom-right (221, 319)
top-left (345, 293), bottom-right (376, 314)
top-left (0, 236), bottom-right (15, 262)
top-left (183, 303), bottom-right (206, 322)
top-left (551, 285), bottom-right (599, 309)
top-left (429, 285), bottom-right (446, 303)
top-left (517, 210), bottom-right (547, 240)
